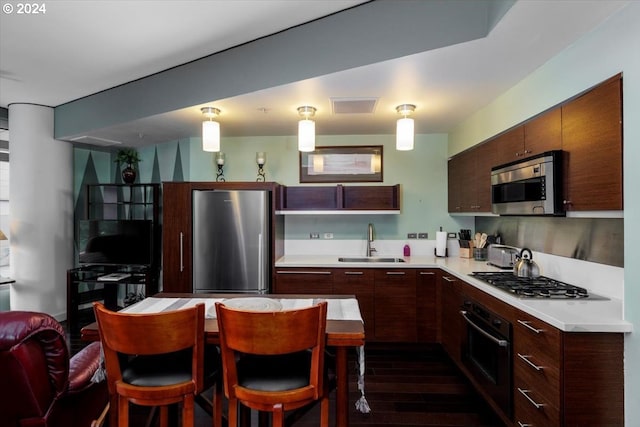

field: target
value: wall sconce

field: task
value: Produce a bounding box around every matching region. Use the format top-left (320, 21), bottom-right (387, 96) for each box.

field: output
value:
top-left (297, 106), bottom-right (316, 152)
top-left (201, 107), bottom-right (221, 152)
top-left (215, 152), bottom-right (226, 182)
top-left (256, 152), bottom-right (266, 182)
top-left (396, 104), bottom-right (416, 151)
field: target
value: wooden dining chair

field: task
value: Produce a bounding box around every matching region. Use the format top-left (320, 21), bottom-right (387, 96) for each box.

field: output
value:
top-left (215, 301), bottom-right (329, 427)
top-left (93, 301), bottom-right (211, 427)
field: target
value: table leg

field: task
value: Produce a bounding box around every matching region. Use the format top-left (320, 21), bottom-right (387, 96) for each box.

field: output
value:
top-left (335, 346), bottom-right (349, 427)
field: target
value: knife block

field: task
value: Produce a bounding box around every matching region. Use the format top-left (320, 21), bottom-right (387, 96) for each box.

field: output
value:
top-left (459, 240), bottom-right (474, 258)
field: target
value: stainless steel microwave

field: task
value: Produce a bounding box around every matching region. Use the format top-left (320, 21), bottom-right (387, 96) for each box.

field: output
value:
top-left (491, 150), bottom-right (564, 216)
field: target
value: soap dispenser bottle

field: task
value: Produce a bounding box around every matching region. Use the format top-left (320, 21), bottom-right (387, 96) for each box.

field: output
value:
top-left (403, 243), bottom-right (411, 257)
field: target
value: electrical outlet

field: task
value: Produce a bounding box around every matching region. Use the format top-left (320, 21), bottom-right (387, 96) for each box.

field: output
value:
top-left (323, 233), bottom-right (334, 239)
top-left (447, 232), bottom-right (457, 239)
top-left (407, 233), bottom-right (417, 239)
top-left (310, 232), bottom-right (320, 239)
top-left (418, 233), bottom-right (428, 239)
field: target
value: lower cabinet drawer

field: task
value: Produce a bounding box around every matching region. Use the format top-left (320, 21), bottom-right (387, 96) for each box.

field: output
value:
top-left (514, 382), bottom-right (561, 427)
top-left (513, 348), bottom-right (561, 409)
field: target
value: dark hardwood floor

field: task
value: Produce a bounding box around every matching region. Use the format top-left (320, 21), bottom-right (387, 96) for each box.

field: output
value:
top-left (67, 326), bottom-right (503, 427)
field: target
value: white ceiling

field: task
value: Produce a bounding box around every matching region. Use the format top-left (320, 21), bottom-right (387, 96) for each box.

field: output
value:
top-left (0, 0), bottom-right (629, 148)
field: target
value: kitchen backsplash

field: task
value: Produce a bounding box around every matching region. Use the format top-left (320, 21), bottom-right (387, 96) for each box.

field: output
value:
top-left (475, 216), bottom-right (623, 268)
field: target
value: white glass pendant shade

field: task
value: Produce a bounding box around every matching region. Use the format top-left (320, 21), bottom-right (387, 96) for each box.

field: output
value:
top-left (202, 120), bottom-right (220, 152)
top-left (298, 119), bottom-right (316, 152)
top-left (396, 117), bottom-right (414, 151)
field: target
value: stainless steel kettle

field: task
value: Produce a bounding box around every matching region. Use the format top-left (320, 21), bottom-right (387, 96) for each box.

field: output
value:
top-left (513, 248), bottom-right (540, 278)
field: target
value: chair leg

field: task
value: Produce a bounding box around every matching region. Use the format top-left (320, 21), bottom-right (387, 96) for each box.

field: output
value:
top-left (118, 396), bottom-right (128, 427)
top-left (183, 395), bottom-right (195, 427)
top-left (320, 383), bottom-right (330, 427)
top-left (213, 380), bottom-right (223, 427)
top-left (228, 398), bottom-right (238, 427)
top-left (272, 404), bottom-right (284, 427)
top-left (159, 405), bottom-right (169, 427)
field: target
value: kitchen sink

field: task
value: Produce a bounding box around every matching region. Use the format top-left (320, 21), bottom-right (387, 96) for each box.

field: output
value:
top-left (338, 257), bottom-right (405, 263)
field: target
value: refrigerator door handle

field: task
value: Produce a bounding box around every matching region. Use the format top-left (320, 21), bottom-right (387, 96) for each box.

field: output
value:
top-left (258, 233), bottom-right (266, 292)
top-left (179, 232), bottom-right (184, 272)
top-left (258, 233), bottom-right (267, 292)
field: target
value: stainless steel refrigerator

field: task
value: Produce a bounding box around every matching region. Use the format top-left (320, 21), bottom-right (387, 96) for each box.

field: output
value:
top-left (192, 189), bottom-right (270, 293)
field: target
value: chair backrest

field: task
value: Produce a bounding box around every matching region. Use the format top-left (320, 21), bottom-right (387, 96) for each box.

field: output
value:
top-left (92, 302), bottom-right (205, 394)
top-left (215, 301), bottom-right (328, 400)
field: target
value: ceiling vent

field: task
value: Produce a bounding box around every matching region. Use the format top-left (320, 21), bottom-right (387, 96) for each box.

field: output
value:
top-left (331, 98), bottom-right (378, 115)
top-left (68, 136), bottom-right (123, 146)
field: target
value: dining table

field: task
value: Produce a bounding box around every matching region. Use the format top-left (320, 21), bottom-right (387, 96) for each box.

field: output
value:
top-left (81, 292), bottom-right (366, 427)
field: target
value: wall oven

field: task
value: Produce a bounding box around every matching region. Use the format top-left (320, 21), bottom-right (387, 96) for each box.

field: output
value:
top-left (460, 299), bottom-right (512, 418)
top-left (491, 150), bottom-right (563, 215)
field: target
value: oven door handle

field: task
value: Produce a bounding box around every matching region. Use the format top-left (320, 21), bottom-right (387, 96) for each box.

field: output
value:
top-left (460, 310), bottom-right (509, 347)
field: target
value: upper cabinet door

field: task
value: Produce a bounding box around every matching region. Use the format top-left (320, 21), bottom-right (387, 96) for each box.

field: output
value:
top-left (562, 75), bottom-right (623, 211)
top-left (524, 108), bottom-right (562, 158)
top-left (493, 126), bottom-right (525, 166)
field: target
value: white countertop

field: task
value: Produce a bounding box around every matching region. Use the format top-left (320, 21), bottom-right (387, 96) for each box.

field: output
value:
top-left (275, 254), bottom-right (633, 333)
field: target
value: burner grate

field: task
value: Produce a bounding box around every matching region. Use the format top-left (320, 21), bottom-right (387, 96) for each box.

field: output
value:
top-left (469, 272), bottom-right (598, 299)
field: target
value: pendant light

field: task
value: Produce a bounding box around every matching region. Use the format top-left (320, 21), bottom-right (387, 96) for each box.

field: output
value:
top-left (201, 107), bottom-right (221, 152)
top-left (297, 106), bottom-right (317, 152)
top-left (396, 104), bottom-right (416, 151)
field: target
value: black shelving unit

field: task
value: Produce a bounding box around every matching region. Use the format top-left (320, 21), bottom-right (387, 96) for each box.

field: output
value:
top-left (67, 183), bottom-right (161, 332)
top-left (66, 265), bottom-right (157, 333)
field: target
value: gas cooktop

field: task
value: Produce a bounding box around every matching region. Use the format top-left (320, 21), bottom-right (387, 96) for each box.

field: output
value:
top-left (469, 271), bottom-right (608, 300)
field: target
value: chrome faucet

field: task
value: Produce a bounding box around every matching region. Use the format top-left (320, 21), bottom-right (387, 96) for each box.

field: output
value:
top-left (366, 223), bottom-right (377, 257)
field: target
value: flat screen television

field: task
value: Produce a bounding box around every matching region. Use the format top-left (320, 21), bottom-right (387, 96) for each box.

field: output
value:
top-left (78, 219), bottom-right (153, 266)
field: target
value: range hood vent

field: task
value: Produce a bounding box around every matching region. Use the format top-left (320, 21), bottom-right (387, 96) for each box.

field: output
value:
top-left (68, 135), bottom-right (123, 146)
top-left (331, 97), bottom-right (378, 114)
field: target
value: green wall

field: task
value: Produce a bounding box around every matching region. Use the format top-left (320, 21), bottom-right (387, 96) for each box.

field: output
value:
top-left (75, 133), bottom-right (473, 242)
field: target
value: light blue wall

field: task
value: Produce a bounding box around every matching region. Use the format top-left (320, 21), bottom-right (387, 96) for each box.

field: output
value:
top-left (173, 134), bottom-right (472, 240)
top-left (450, 3), bottom-right (640, 425)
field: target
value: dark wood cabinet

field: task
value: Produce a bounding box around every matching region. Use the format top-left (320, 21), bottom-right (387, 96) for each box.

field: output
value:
top-left (448, 150), bottom-right (473, 213)
top-left (438, 274), bottom-right (624, 426)
top-left (161, 182), bottom-right (193, 293)
top-left (492, 109), bottom-right (562, 166)
top-left (493, 125), bottom-right (525, 166)
top-left (562, 74), bottom-right (623, 211)
top-left (278, 184), bottom-right (400, 212)
top-left (373, 269), bottom-right (417, 342)
top-left (439, 274), bottom-right (464, 364)
top-left (273, 268), bottom-right (334, 295)
top-left (274, 266), bottom-right (439, 344)
top-left (333, 269), bottom-right (375, 339)
top-left (448, 141), bottom-right (495, 213)
top-left (416, 269), bottom-right (438, 342)
top-left (513, 309), bottom-right (624, 427)
top-left (162, 181), bottom-right (282, 293)
top-left (523, 108), bottom-right (562, 158)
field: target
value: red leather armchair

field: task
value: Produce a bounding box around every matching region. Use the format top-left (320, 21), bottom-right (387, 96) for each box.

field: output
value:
top-left (0, 311), bottom-right (108, 427)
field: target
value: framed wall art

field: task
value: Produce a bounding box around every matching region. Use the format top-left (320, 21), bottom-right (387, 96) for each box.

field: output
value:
top-left (299, 145), bottom-right (383, 183)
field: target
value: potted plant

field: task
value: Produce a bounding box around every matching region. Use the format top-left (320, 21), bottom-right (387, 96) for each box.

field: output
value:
top-left (115, 148), bottom-right (141, 184)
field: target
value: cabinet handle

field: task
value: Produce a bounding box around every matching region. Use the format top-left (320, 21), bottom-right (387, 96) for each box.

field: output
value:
top-left (419, 272), bottom-right (435, 275)
top-left (517, 422), bottom-right (533, 427)
top-left (344, 271), bottom-right (364, 275)
top-left (563, 199), bottom-right (572, 205)
top-left (442, 276), bottom-right (456, 282)
top-left (386, 271), bottom-right (405, 275)
top-left (518, 388), bottom-right (545, 409)
top-left (275, 270), bottom-right (332, 275)
top-left (517, 353), bottom-right (544, 371)
top-left (517, 319), bottom-right (544, 334)
top-left (179, 232), bottom-right (184, 273)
